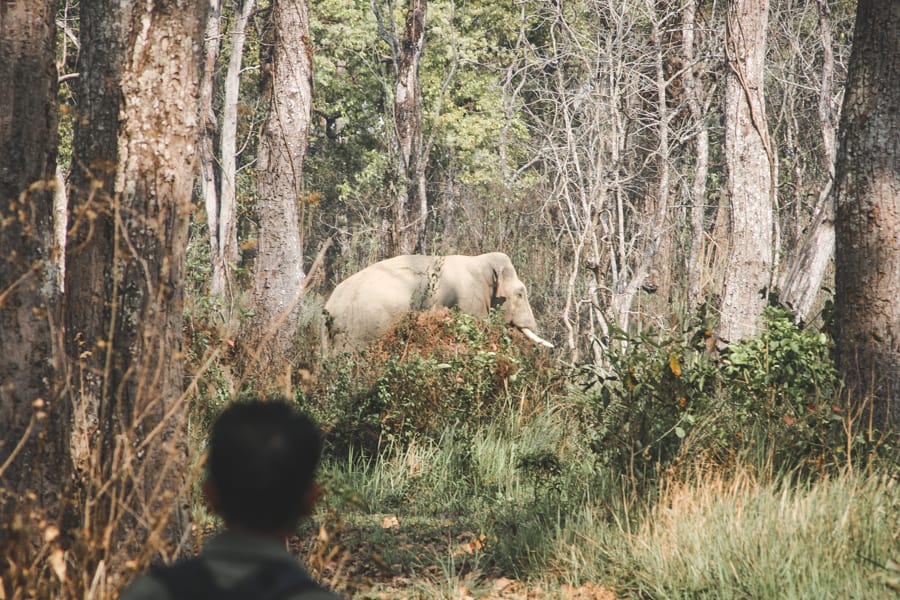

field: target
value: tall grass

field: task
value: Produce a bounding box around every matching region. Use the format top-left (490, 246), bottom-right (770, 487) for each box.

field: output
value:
top-left (323, 399), bottom-right (573, 514)
top-left (320, 397), bottom-right (899, 598)
top-left (554, 467), bottom-right (899, 598)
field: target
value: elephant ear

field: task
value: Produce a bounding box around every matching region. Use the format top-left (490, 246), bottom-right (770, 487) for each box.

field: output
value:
top-left (493, 265), bottom-right (507, 303)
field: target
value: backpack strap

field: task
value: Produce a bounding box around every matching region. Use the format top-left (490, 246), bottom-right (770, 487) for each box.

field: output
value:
top-left (150, 557), bottom-right (324, 600)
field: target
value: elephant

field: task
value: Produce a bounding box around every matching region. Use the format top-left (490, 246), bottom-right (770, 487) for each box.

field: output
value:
top-left (323, 252), bottom-right (553, 352)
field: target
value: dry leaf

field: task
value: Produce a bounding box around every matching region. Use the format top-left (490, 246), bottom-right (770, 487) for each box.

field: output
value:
top-left (668, 354), bottom-right (682, 377)
top-left (43, 525), bottom-right (60, 543)
top-left (381, 515), bottom-right (400, 529)
top-left (493, 576), bottom-right (515, 591)
top-left (50, 548), bottom-right (66, 582)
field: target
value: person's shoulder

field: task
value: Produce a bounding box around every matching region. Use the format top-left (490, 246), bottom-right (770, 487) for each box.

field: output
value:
top-left (118, 575), bottom-right (343, 600)
top-left (117, 572), bottom-right (173, 600)
top-left (118, 556), bottom-right (345, 600)
top-left (287, 588), bottom-right (345, 600)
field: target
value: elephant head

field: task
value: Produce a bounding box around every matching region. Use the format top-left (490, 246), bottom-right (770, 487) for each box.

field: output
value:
top-left (469, 252), bottom-right (553, 348)
top-left (323, 252), bottom-right (553, 352)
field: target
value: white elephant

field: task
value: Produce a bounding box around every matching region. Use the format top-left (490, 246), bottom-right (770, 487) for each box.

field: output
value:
top-left (323, 252), bottom-right (553, 352)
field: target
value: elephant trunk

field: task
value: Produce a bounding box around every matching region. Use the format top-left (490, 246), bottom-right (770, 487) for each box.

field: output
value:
top-left (521, 327), bottom-right (554, 348)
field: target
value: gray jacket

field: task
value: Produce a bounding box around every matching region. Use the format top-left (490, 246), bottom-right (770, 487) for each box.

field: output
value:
top-left (119, 531), bottom-right (343, 600)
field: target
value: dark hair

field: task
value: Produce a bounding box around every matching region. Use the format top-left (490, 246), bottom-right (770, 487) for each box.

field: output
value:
top-left (207, 399), bottom-right (323, 533)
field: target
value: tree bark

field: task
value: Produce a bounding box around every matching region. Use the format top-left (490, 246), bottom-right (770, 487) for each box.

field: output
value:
top-left (65, 0), bottom-right (207, 558)
top-left (0, 0), bottom-right (61, 507)
top-left (777, 0), bottom-right (839, 324)
top-left (392, 0), bottom-right (427, 254)
top-left (683, 0), bottom-right (712, 310)
top-left (833, 0), bottom-right (900, 429)
top-left (249, 0), bottom-right (312, 379)
top-left (214, 0), bottom-right (255, 298)
top-left (199, 0), bottom-right (223, 294)
top-left (719, 0), bottom-right (775, 343)
top-left (777, 196), bottom-right (834, 323)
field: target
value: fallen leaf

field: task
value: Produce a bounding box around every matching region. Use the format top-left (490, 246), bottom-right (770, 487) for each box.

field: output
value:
top-left (381, 515), bottom-right (400, 529)
top-left (50, 548), bottom-right (66, 582)
top-left (43, 525), bottom-right (60, 543)
top-left (493, 576), bottom-right (515, 591)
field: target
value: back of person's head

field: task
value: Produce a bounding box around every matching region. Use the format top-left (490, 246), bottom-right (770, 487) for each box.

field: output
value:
top-left (207, 398), bottom-right (323, 534)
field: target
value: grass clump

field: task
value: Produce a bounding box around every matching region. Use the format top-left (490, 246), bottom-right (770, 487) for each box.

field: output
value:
top-left (559, 468), bottom-right (900, 599)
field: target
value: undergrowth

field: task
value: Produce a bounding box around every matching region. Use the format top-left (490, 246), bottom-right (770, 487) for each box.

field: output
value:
top-left (574, 305), bottom-right (860, 484)
top-left (306, 308), bottom-right (560, 457)
top-left (6, 304), bottom-right (897, 599)
top-left (305, 306), bottom-right (898, 597)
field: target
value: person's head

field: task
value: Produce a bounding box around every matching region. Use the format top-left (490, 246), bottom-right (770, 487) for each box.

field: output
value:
top-left (205, 398), bottom-right (323, 535)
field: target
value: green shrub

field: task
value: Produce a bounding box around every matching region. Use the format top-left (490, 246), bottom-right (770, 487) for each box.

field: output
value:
top-left (574, 310), bottom-right (721, 484)
top-left (576, 305), bottom-right (848, 485)
top-left (718, 306), bottom-right (843, 469)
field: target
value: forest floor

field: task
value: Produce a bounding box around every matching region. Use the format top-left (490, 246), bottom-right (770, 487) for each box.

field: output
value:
top-left (292, 516), bottom-right (619, 599)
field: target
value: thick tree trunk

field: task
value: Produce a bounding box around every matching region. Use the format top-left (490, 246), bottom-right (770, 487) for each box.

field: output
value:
top-left (0, 0), bottom-right (61, 507)
top-left (65, 0), bottom-right (126, 489)
top-left (392, 0), bottom-right (427, 254)
top-left (65, 0), bottom-right (207, 563)
top-left (249, 0), bottom-right (312, 378)
top-left (719, 0), bottom-right (775, 343)
top-left (833, 0), bottom-right (900, 429)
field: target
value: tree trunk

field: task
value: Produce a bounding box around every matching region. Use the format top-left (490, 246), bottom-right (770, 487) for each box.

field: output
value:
top-left (777, 196), bottom-right (834, 323)
top-left (214, 0), bottom-right (255, 298)
top-left (249, 0), bottom-right (312, 381)
top-left (719, 0), bottom-right (775, 343)
top-left (683, 0), bottom-right (712, 310)
top-left (392, 0), bottom-right (427, 254)
top-left (65, 0), bottom-right (207, 563)
top-left (0, 0), bottom-right (61, 508)
top-left (199, 0), bottom-right (223, 294)
top-left (610, 4), bottom-right (674, 331)
top-left (833, 0), bottom-right (900, 429)
top-left (777, 0), bottom-right (839, 324)
top-left (65, 0), bottom-right (125, 500)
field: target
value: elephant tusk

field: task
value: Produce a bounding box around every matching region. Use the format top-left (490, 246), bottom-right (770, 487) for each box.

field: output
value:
top-left (521, 327), bottom-right (554, 348)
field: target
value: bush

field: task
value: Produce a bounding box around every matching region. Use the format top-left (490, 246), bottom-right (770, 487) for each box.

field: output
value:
top-left (307, 308), bottom-right (559, 457)
top-left (720, 306), bottom-right (843, 468)
top-left (576, 305), bottom-right (847, 487)
top-left (574, 310), bottom-right (721, 484)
